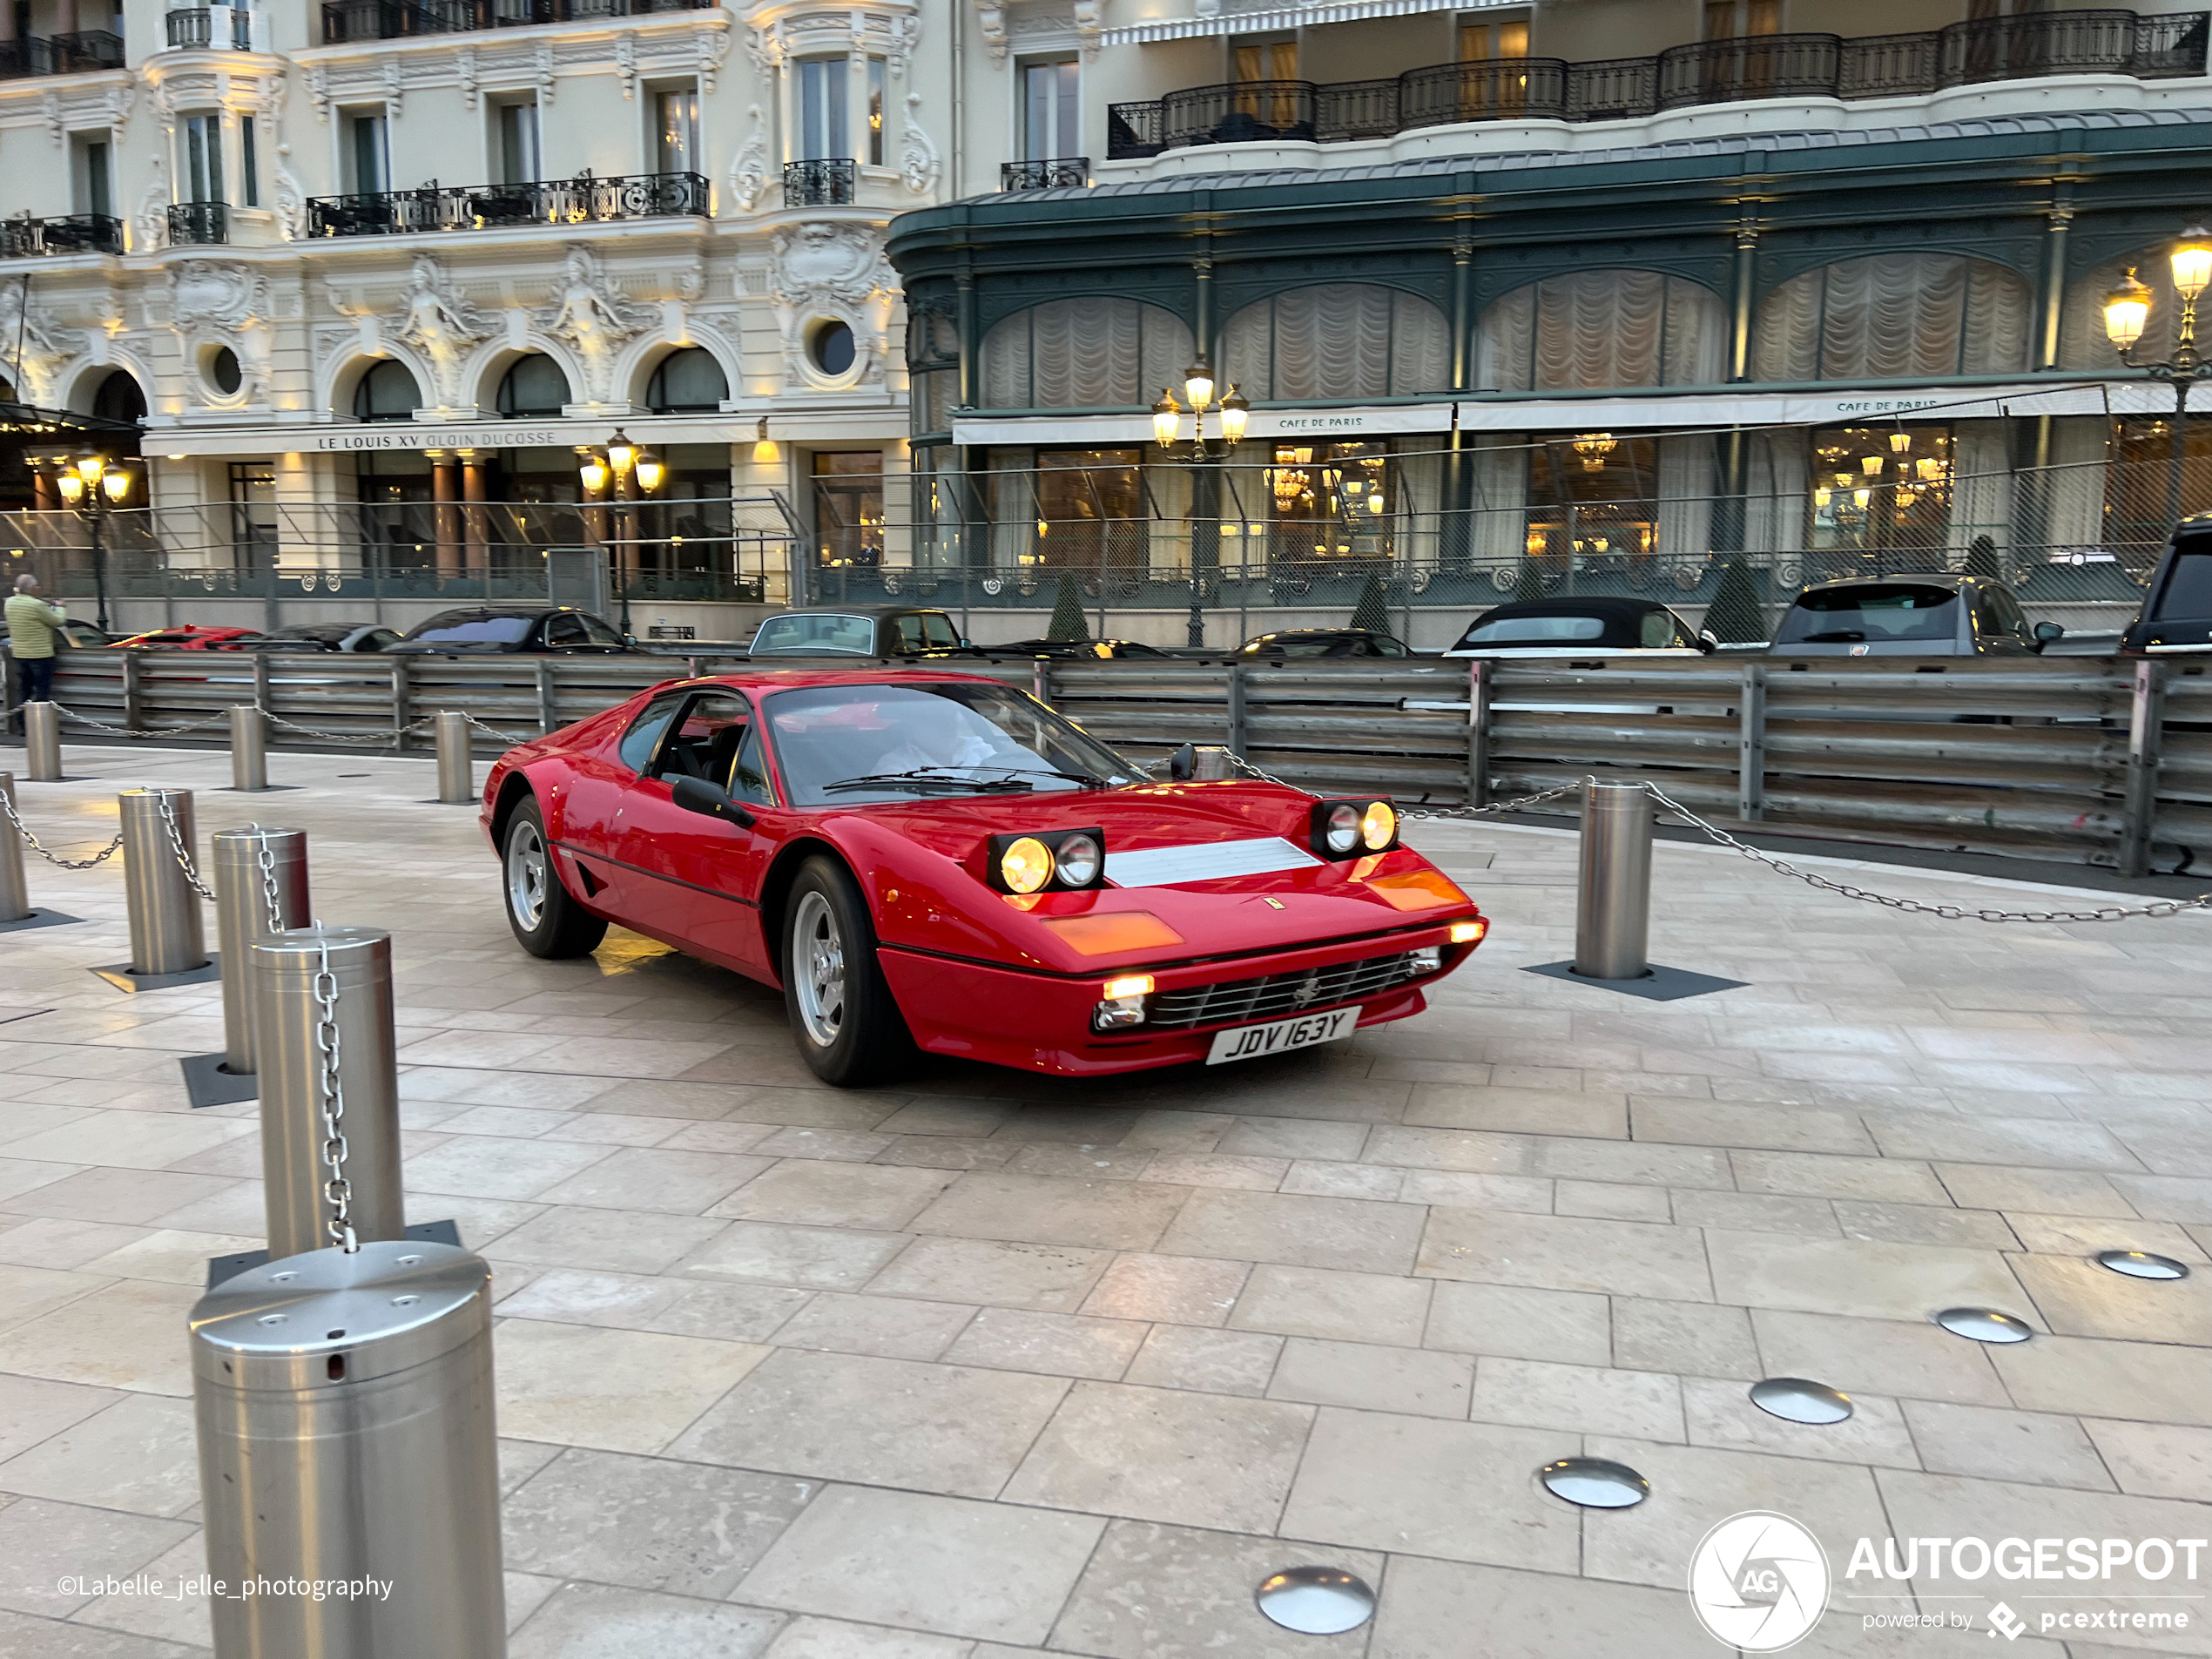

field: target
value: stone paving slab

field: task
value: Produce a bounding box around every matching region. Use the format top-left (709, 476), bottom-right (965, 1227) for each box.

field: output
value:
top-left (0, 744), bottom-right (2209, 1656)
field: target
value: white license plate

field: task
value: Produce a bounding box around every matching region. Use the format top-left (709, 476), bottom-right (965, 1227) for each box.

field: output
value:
top-left (1205, 1006), bottom-right (1359, 1066)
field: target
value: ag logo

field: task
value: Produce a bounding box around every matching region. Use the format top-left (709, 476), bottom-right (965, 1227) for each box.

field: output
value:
top-left (1688, 1511), bottom-right (1831, 1651)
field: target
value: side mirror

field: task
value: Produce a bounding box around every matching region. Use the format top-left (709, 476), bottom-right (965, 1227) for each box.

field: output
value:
top-left (1167, 742), bottom-right (1196, 781)
top-left (670, 773), bottom-right (756, 828)
top-left (1696, 629), bottom-right (1720, 654)
top-left (960, 637), bottom-right (972, 648)
top-left (2033, 620), bottom-right (2065, 646)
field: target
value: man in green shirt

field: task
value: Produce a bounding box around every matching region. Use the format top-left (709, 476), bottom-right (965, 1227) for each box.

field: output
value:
top-left (5, 572), bottom-right (67, 725)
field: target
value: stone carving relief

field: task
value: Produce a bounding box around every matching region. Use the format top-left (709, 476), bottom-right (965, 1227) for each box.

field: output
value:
top-left (0, 287), bottom-right (80, 406)
top-left (392, 255), bottom-right (486, 408)
top-left (728, 105), bottom-right (770, 212)
top-left (167, 260), bottom-right (274, 404)
top-left (535, 245), bottom-right (651, 403)
top-left (900, 92), bottom-right (939, 196)
top-left (134, 152), bottom-right (171, 254)
top-left (771, 221), bottom-right (894, 388)
top-left (974, 0), bottom-right (1008, 63)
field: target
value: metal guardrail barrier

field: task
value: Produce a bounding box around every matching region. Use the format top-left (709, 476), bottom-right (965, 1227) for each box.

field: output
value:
top-left (18, 650), bottom-right (2212, 877)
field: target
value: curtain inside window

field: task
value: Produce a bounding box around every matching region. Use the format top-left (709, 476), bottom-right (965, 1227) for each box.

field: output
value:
top-left (1743, 429), bottom-right (1807, 554)
top-left (1948, 418), bottom-right (2014, 561)
top-left (1471, 433), bottom-right (1527, 563)
top-left (1752, 253), bottom-right (2033, 381)
top-left (1218, 284), bottom-right (1450, 401)
top-left (980, 299), bottom-right (1194, 410)
top-left (1476, 272), bottom-right (1724, 391)
top-left (2041, 415), bottom-right (2108, 551)
top-left (1656, 432), bottom-right (1715, 558)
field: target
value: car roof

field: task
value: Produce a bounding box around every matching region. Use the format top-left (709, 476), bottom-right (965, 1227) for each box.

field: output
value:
top-left (1244, 627), bottom-right (1393, 643)
top-left (1471, 597), bottom-right (1681, 623)
top-left (765, 606), bottom-right (946, 619)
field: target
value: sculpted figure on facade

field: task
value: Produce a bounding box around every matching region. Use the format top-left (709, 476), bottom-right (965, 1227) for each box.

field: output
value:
top-left (393, 255), bottom-right (486, 408)
top-left (771, 221), bottom-right (895, 386)
top-left (537, 245), bottom-right (649, 402)
top-left (0, 286), bottom-right (78, 407)
top-left (728, 105), bottom-right (770, 212)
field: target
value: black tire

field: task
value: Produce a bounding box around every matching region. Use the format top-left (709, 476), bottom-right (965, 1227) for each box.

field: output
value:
top-left (502, 798), bottom-right (607, 960)
top-left (782, 855), bottom-right (911, 1087)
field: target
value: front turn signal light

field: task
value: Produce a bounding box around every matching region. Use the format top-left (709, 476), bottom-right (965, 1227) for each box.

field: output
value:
top-left (1450, 919), bottom-right (1487, 944)
top-left (1000, 836), bottom-right (1055, 894)
top-left (1102, 974), bottom-right (1156, 1001)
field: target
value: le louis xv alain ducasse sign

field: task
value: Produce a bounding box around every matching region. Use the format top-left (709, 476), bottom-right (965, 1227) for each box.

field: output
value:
top-left (303, 426), bottom-right (570, 453)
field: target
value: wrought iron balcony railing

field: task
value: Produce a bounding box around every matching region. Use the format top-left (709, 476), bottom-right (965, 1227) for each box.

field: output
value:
top-left (306, 169), bottom-right (709, 237)
top-left (0, 30), bottom-right (125, 79)
top-left (320, 0), bottom-right (711, 44)
top-left (1001, 158), bottom-right (1090, 191)
top-left (1108, 8), bottom-right (2210, 158)
top-left (167, 201), bottom-right (229, 246)
top-left (0, 213), bottom-right (125, 258)
top-left (785, 158), bottom-right (857, 206)
top-left (165, 6), bottom-right (254, 48)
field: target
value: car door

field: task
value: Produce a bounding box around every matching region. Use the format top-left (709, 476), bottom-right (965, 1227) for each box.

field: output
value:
top-left (610, 689), bottom-right (778, 977)
top-left (552, 689), bottom-right (688, 921)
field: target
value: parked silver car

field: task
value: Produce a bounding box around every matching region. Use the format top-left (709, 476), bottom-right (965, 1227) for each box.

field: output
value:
top-left (1769, 576), bottom-right (2062, 657)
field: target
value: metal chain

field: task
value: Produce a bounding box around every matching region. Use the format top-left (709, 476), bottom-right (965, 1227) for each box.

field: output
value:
top-left (463, 712), bottom-right (533, 744)
top-left (1641, 781), bottom-right (2212, 925)
top-left (0, 786), bottom-right (125, 869)
top-left (260, 708), bottom-right (420, 746)
top-left (48, 702), bottom-right (233, 740)
top-left (246, 821), bottom-right (286, 934)
top-left (1216, 748), bottom-right (1587, 821)
top-left (152, 791), bottom-right (218, 903)
top-left (311, 931), bottom-right (359, 1253)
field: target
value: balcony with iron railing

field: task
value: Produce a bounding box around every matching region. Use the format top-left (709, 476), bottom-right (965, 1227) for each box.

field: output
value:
top-left (1107, 9), bottom-right (2210, 158)
top-left (165, 6), bottom-right (255, 49)
top-left (1001, 158), bottom-right (1090, 191)
top-left (306, 169), bottom-right (709, 237)
top-left (166, 201), bottom-right (228, 246)
top-left (0, 30), bottom-right (126, 79)
top-left (320, 0), bottom-right (711, 44)
top-left (784, 158), bottom-right (857, 206)
top-left (0, 213), bottom-right (125, 258)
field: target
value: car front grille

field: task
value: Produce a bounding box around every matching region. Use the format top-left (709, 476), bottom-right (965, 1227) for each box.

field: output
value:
top-left (1144, 950), bottom-right (1422, 1031)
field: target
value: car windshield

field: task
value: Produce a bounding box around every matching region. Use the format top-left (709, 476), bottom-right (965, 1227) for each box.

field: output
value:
top-left (408, 616), bottom-right (535, 645)
top-left (1773, 586), bottom-right (1959, 644)
top-left (765, 682), bottom-right (1142, 805)
top-left (2152, 549), bottom-right (2212, 621)
top-left (753, 614), bottom-right (876, 655)
top-left (1459, 614), bottom-right (1608, 645)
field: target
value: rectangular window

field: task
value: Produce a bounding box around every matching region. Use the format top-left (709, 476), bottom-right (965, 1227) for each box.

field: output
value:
top-left (239, 117), bottom-right (260, 207)
top-left (656, 87), bottom-right (698, 174)
top-left (867, 57), bottom-right (887, 166)
top-left (350, 111), bottom-right (389, 196)
top-left (798, 57), bottom-right (849, 160)
top-left (1022, 59), bottom-right (1078, 160)
top-left (228, 462), bottom-right (278, 576)
top-left (1459, 17), bottom-right (1528, 60)
top-left (499, 100), bottom-right (541, 185)
top-left (76, 137), bottom-right (112, 217)
top-left (1233, 38), bottom-right (1297, 81)
top-left (813, 452), bottom-right (886, 569)
top-left (185, 112), bottom-right (225, 204)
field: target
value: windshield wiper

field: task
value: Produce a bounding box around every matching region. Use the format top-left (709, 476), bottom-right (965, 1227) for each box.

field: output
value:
top-left (820, 769), bottom-right (1038, 795)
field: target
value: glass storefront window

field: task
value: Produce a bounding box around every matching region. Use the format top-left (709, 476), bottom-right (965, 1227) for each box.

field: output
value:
top-left (1264, 442), bottom-right (1393, 570)
top-left (1808, 425), bottom-right (1952, 562)
top-left (1525, 434), bottom-right (1657, 570)
top-left (2107, 416), bottom-right (2212, 559)
top-left (814, 452), bottom-right (885, 569)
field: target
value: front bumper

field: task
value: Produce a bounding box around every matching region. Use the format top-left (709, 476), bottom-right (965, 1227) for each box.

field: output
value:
top-left (879, 921), bottom-right (1478, 1076)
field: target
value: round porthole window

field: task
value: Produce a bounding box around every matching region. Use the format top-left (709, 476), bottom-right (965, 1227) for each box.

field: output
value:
top-left (206, 346), bottom-right (243, 397)
top-left (808, 320), bottom-right (855, 377)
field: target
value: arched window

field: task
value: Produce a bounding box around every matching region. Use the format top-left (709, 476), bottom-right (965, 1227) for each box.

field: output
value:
top-left (1219, 284), bottom-right (1451, 401)
top-left (1754, 253), bottom-right (2031, 381)
top-left (496, 353), bottom-right (570, 417)
top-left (1477, 272), bottom-right (1726, 391)
top-left (353, 359), bottom-right (420, 422)
top-left (646, 347), bottom-right (728, 413)
top-left (981, 298), bottom-right (1194, 410)
top-left (91, 369), bottom-right (147, 424)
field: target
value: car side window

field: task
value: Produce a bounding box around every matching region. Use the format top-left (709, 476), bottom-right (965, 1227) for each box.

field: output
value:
top-left (617, 693), bottom-right (687, 774)
top-left (655, 692), bottom-right (754, 787)
top-left (544, 614), bottom-right (588, 647)
top-left (729, 723), bottom-right (773, 806)
top-left (1639, 612), bottom-right (1674, 648)
top-left (893, 615), bottom-right (927, 652)
top-left (580, 616), bottom-right (624, 648)
top-left (922, 613), bottom-right (961, 648)
top-left (1987, 586), bottom-right (2034, 646)
top-left (1372, 636), bottom-right (1409, 657)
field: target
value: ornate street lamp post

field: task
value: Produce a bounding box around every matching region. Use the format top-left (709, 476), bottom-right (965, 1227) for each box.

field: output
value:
top-left (577, 428), bottom-right (664, 636)
top-left (1154, 366), bottom-right (1249, 647)
top-left (2103, 225), bottom-right (2212, 533)
top-left (43, 451), bottom-right (133, 632)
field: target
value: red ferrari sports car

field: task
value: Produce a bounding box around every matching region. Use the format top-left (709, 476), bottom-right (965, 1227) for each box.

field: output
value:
top-left (479, 669), bottom-right (1488, 1086)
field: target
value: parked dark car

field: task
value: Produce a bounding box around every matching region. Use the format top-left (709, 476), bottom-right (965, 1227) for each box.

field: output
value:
top-left (220, 623), bottom-right (403, 654)
top-left (747, 607), bottom-right (981, 658)
top-left (1235, 628), bottom-right (1413, 660)
top-left (385, 607), bottom-right (638, 655)
top-left (1444, 597), bottom-right (1714, 658)
top-left (1769, 576), bottom-right (2061, 657)
top-left (2121, 519), bottom-right (2212, 655)
top-left (989, 637), bottom-right (1172, 660)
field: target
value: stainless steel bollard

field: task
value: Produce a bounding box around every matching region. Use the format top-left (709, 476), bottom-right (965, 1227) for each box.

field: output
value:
top-left (212, 829), bottom-right (310, 1074)
top-left (24, 700), bottom-right (60, 781)
top-left (119, 787), bottom-right (208, 975)
top-left (1573, 779), bottom-right (1654, 981)
top-left (0, 773), bottom-right (28, 923)
top-left (435, 711), bottom-right (473, 805)
top-left (253, 926), bottom-right (406, 1258)
top-left (1192, 744), bottom-right (1236, 780)
top-left (230, 705), bottom-right (268, 792)
top-left (190, 1240), bottom-right (507, 1659)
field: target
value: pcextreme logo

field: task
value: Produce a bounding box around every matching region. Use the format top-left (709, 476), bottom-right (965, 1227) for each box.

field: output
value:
top-left (1688, 1512), bottom-right (1832, 1652)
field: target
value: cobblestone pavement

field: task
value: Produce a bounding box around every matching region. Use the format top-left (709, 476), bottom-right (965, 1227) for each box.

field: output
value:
top-left (1, 744), bottom-right (2209, 1658)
